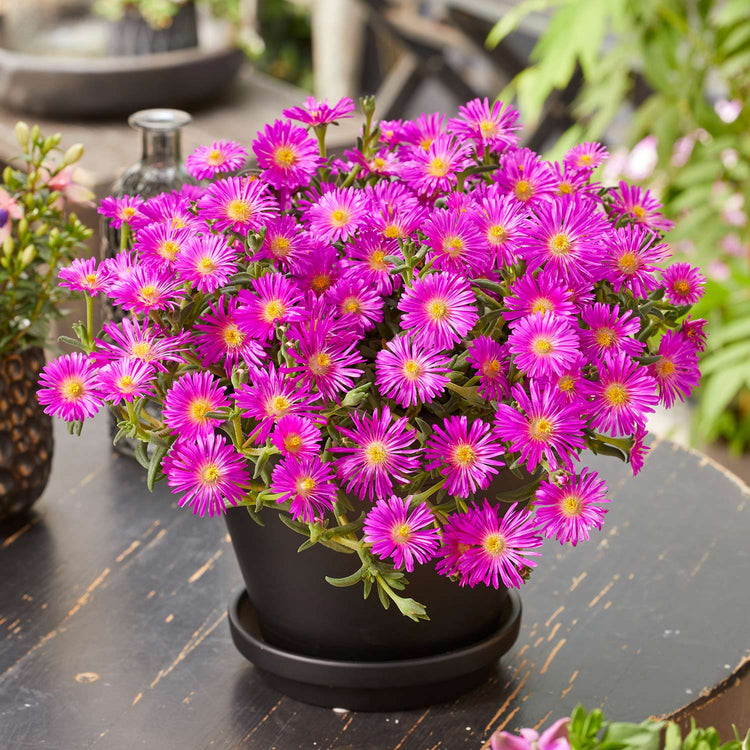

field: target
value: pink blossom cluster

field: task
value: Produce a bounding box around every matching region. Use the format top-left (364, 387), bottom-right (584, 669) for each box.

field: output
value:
top-left (39, 96), bottom-right (705, 600)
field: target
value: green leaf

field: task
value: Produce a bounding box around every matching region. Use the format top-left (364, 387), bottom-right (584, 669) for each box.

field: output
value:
top-left (146, 444), bottom-right (168, 491)
top-left (604, 721), bottom-right (662, 750)
top-left (696, 367), bottom-right (748, 439)
top-left (133, 439), bottom-right (150, 470)
top-left (325, 565), bottom-right (366, 587)
top-left (485, 0), bottom-right (565, 49)
top-left (700, 340), bottom-right (750, 376)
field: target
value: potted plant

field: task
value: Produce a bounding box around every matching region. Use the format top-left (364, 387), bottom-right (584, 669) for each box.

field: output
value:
top-left (0, 123), bottom-right (92, 519)
top-left (38, 96), bottom-right (705, 709)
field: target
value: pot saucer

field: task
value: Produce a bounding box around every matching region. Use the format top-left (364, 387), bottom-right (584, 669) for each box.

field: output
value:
top-left (228, 586), bottom-right (522, 711)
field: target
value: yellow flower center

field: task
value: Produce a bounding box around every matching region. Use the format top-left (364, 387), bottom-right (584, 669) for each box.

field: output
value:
top-left (655, 358), bottom-right (675, 377)
top-left (118, 375), bottom-right (135, 392)
top-left (273, 145), bottom-right (297, 168)
top-left (297, 476), bottom-right (316, 495)
top-left (604, 383), bottom-right (629, 406)
top-left (267, 395), bottom-right (290, 417)
top-left (617, 252), bottom-right (639, 275)
top-left (285, 434), bottom-right (303, 453)
top-left (270, 236), bottom-right (291, 257)
top-left (420, 138), bottom-right (434, 150)
top-left (131, 341), bottom-right (152, 359)
top-left (453, 443), bottom-right (477, 467)
top-left (365, 441), bottom-right (389, 466)
top-left (514, 180), bottom-right (532, 201)
top-left (674, 280), bottom-right (690, 294)
top-left (479, 120), bottom-right (498, 137)
top-left (227, 199), bottom-right (251, 223)
top-left (222, 324), bottom-right (245, 348)
top-left (632, 204), bottom-right (646, 220)
top-left (579, 154), bottom-right (592, 166)
top-left (402, 359), bottom-right (423, 380)
top-left (392, 523), bottom-right (412, 544)
top-left (159, 240), bottom-right (180, 261)
top-left (482, 359), bottom-right (501, 378)
top-left (549, 233), bottom-right (572, 255)
top-left (370, 250), bottom-right (387, 270)
top-left (137, 285), bottom-right (159, 305)
top-left (371, 157), bottom-right (387, 170)
top-left (483, 533), bottom-right (507, 556)
top-left (263, 299), bottom-right (286, 323)
top-left (427, 157), bottom-right (450, 177)
top-left (201, 464), bottom-right (221, 485)
top-left (310, 352), bottom-right (331, 375)
top-left (488, 225), bottom-right (507, 244)
top-left (172, 217), bottom-right (186, 230)
top-left (198, 256), bottom-right (216, 273)
top-left (595, 327), bottom-right (616, 347)
top-left (384, 224), bottom-right (401, 239)
top-left (122, 206), bottom-right (136, 220)
top-left (426, 299), bottom-right (449, 320)
top-left (61, 377), bottom-right (84, 400)
top-left (311, 273), bottom-right (331, 292)
top-left (557, 182), bottom-right (573, 195)
top-left (531, 297), bottom-right (553, 314)
top-left (558, 375), bottom-right (575, 392)
top-left (207, 149), bottom-right (224, 166)
top-left (330, 208), bottom-right (351, 227)
top-left (343, 297), bottom-right (361, 314)
top-left (85, 273), bottom-right (98, 285)
top-left (529, 417), bottom-right (554, 442)
top-left (189, 398), bottom-right (213, 422)
top-left (532, 337), bottom-right (553, 355)
top-left (443, 236), bottom-right (464, 257)
top-left (561, 494), bottom-right (582, 516)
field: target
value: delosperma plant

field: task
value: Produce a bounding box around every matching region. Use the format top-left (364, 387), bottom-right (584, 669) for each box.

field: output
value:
top-left (38, 96), bottom-right (706, 619)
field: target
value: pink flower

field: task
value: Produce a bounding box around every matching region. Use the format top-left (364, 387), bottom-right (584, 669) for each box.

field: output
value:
top-left (197, 176), bottom-right (277, 235)
top-left (37, 353), bottom-right (102, 422)
top-left (283, 96), bottom-right (356, 126)
top-left (162, 371), bottom-right (230, 442)
top-left (186, 139), bottom-right (248, 180)
top-left (491, 717), bottom-right (570, 750)
top-left (59, 257), bottom-right (109, 297)
top-left (307, 187), bottom-right (367, 243)
top-left (252, 119), bottom-right (320, 190)
top-left (174, 235), bottom-right (238, 294)
top-left (448, 97), bottom-right (520, 152)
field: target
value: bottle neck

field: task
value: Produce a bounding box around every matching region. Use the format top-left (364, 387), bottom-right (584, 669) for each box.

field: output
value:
top-left (140, 129), bottom-right (182, 167)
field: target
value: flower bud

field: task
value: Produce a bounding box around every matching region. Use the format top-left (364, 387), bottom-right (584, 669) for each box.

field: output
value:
top-left (30, 124), bottom-right (40, 144)
top-left (360, 95), bottom-right (376, 119)
top-left (14, 121), bottom-right (29, 150)
top-left (3, 236), bottom-right (14, 257)
top-left (2, 166), bottom-right (13, 185)
top-left (17, 218), bottom-right (28, 237)
top-left (19, 244), bottom-right (36, 267)
top-left (62, 143), bottom-right (84, 166)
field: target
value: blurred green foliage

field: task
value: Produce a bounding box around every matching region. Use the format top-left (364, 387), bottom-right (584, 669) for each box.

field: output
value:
top-left (488, 0), bottom-right (750, 452)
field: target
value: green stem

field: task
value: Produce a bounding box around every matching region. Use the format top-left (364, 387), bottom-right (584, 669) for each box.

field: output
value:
top-left (120, 223), bottom-right (130, 252)
top-left (85, 294), bottom-right (94, 350)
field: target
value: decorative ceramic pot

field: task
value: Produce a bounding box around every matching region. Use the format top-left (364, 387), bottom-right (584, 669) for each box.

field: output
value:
top-left (225, 471), bottom-right (533, 711)
top-left (0, 347), bottom-right (53, 518)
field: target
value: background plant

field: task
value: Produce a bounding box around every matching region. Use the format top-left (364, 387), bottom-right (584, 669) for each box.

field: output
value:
top-left (489, 0), bottom-right (750, 452)
top-left (0, 124), bottom-right (92, 357)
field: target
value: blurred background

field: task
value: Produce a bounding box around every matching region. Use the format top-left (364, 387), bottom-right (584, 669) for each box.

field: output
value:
top-left (0, 0), bottom-right (748, 477)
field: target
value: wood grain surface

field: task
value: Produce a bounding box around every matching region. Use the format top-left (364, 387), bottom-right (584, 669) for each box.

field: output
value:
top-left (0, 413), bottom-right (748, 749)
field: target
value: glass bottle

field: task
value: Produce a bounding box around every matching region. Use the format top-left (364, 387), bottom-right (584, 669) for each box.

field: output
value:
top-left (101, 109), bottom-right (195, 457)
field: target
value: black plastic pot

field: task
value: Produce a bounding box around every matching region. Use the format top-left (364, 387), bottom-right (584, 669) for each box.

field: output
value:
top-left (109, 2), bottom-right (199, 56)
top-left (225, 471), bottom-right (533, 710)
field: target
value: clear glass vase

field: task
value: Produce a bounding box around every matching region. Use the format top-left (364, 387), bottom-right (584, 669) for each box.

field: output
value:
top-left (101, 109), bottom-right (195, 457)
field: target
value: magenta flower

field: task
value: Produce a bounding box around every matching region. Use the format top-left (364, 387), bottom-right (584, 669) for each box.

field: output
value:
top-left (342, 233), bottom-right (401, 295)
top-left (283, 95), bottom-right (356, 126)
top-left (284, 322), bottom-right (364, 402)
top-left (109, 265), bottom-right (183, 314)
top-left (293, 242), bottom-right (342, 296)
top-left (437, 501), bottom-right (543, 589)
top-left (164, 433), bottom-right (248, 517)
top-left (494, 148), bottom-right (556, 206)
top-left (324, 277), bottom-right (384, 332)
top-left (504, 271), bottom-right (577, 329)
top-left (399, 134), bottom-right (470, 195)
top-left (588, 352), bottom-right (659, 436)
top-left (422, 208), bottom-right (488, 275)
top-left (379, 118), bottom-right (408, 146)
top-left (234, 364), bottom-right (320, 443)
top-left (254, 214), bottom-right (307, 269)
top-left (551, 162), bottom-right (594, 198)
top-left (98, 195), bottom-right (143, 228)
top-left (197, 176), bottom-right (277, 235)
top-left (237, 274), bottom-right (303, 340)
top-left (519, 196), bottom-right (606, 283)
top-left (474, 192), bottom-right (527, 266)
top-left (495, 381), bottom-right (585, 472)
top-left (679, 315), bottom-right (708, 353)
top-left (186, 139), bottom-right (248, 180)
top-left (540, 354), bottom-right (589, 405)
top-left (193, 297), bottom-right (265, 372)
top-left (466, 336), bottom-right (509, 401)
top-left (162, 371), bottom-right (230, 442)
top-left (602, 225), bottom-right (671, 299)
top-left (649, 329), bottom-right (700, 408)
top-left (0, 187), bottom-right (22, 244)
top-left (564, 142), bottom-right (609, 172)
top-left (95, 317), bottom-right (187, 371)
top-left (252, 119), bottom-right (320, 190)
top-left (330, 407), bottom-right (420, 501)
top-left (375, 335), bottom-right (451, 407)
top-left (307, 187), bottom-right (367, 243)
top-left (37, 352), bottom-right (102, 422)
top-left (661, 263), bottom-right (706, 306)
top-left (398, 272), bottom-right (478, 351)
top-left (58, 257), bottom-right (108, 297)
top-left (491, 717), bottom-right (570, 750)
top-left (175, 234), bottom-right (238, 293)
top-left (98, 358), bottom-right (155, 405)
top-left (448, 97), bottom-right (520, 152)
top-left (270, 455), bottom-right (337, 522)
top-left (271, 415), bottom-right (321, 460)
top-left (363, 496), bottom-right (440, 572)
top-left (534, 469), bottom-right (609, 546)
top-left (402, 112), bottom-right (446, 150)
top-left (629, 423), bottom-right (650, 476)
top-left (369, 196), bottom-right (427, 242)
top-left (424, 416), bottom-right (505, 498)
top-left (507, 314), bottom-right (579, 378)
top-left (609, 181), bottom-right (674, 233)
top-left (131, 192), bottom-right (197, 232)
top-left (135, 222), bottom-right (192, 268)
top-left (579, 303), bottom-right (645, 362)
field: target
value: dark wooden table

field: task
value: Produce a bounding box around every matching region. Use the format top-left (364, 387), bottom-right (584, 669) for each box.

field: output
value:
top-left (1, 413), bottom-right (748, 749)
